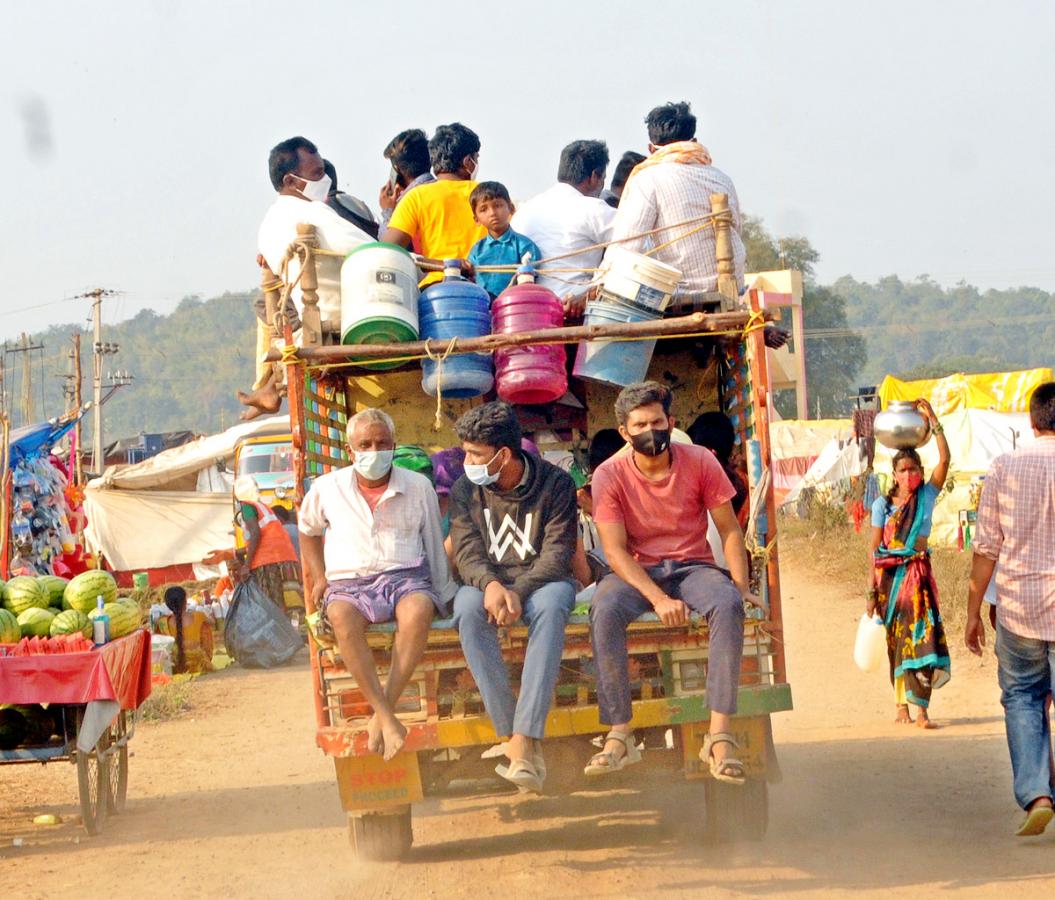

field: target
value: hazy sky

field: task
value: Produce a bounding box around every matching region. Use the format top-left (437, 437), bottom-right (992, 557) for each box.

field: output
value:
top-left (3, 0), bottom-right (1053, 341)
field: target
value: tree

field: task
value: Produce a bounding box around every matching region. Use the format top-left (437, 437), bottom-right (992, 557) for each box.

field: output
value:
top-left (744, 216), bottom-right (866, 417)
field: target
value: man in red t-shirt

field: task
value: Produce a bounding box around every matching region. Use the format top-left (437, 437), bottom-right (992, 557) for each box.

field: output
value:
top-left (584, 381), bottom-right (758, 784)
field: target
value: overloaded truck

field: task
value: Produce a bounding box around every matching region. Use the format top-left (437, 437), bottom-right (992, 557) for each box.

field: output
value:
top-left (266, 200), bottom-right (793, 858)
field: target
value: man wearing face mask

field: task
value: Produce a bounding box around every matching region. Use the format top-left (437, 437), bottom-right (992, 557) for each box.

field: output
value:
top-left (298, 408), bottom-right (454, 762)
top-left (448, 402), bottom-right (578, 794)
top-left (584, 381), bottom-right (758, 784)
top-left (381, 122), bottom-right (486, 288)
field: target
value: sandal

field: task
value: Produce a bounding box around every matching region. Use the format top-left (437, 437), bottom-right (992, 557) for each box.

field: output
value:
top-left (1016, 802), bottom-right (1054, 837)
top-left (701, 732), bottom-right (746, 785)
top-left (584, 730), bottom-right (642, 777)
top-left (497, 757), bottom-right (544, 794)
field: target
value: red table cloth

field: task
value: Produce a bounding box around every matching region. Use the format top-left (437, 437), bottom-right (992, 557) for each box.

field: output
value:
top-left (0, 629), bottom-right (152, 709)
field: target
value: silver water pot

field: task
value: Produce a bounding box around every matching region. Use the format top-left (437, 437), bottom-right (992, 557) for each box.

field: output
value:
top-left (874, 400), bottom-right (932, 449)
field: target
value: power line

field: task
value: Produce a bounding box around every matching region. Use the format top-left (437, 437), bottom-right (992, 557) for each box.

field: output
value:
top-left (804, 311), bottom-right (1055, 339)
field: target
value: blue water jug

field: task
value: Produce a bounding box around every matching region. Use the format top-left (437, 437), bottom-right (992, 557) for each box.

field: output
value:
top-left (418, 262), bottom-right (494, 398)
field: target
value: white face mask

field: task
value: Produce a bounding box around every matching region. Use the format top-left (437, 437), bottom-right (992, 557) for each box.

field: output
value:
top-left (466, 156), bottom-right (480, 182)
top-left (353, 449), bottom-right (393, 481)
top-left (464, 449), bottom-right (504, 486)
top-left (297, 173), bottom-right (332, 202)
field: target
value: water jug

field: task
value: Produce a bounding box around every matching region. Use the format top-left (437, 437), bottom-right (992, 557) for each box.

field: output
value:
top-left (418, 262), bottom-right (493, 398)
top-left (340, 242), bottom-right (421, 370)
top-left (853, 613), bottom-right (886, 672)
top-left (572, 298), bottom-right (664, 387)
top-left (492, 267), bottom-right (567, 405)
top-left (874, 400), bottom-right (932, 450)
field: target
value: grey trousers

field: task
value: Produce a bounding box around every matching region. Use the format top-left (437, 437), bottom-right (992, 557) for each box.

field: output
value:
top-left (590, 560), bottom-right (745, 725)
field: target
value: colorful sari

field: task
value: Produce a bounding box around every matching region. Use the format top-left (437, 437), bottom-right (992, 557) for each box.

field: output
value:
top-left (873, 488), bottom-right (951, 707)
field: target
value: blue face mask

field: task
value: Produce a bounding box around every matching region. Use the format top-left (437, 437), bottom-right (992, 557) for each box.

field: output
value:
top-left (464, 449), bottom-right (504, 486)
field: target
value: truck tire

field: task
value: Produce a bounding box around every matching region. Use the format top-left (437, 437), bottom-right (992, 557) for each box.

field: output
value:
top-left (704, 777), bottom-right (768, 843)
top-left (348, 805), bottom-right (413, 860)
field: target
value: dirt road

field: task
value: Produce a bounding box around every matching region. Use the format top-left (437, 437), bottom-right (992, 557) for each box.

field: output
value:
top-left (2, 553), bottom-right (1051, 898)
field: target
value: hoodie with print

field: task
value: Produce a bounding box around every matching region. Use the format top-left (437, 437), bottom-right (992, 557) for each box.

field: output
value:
top-left (449, 452), bottom-right (577, 599)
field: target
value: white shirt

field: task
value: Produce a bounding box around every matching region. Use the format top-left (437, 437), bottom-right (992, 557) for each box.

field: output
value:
top-left (606, 162), bottom-right (745, 295)
top-left (257, 195), bottom-right (372, 331)
top-left (511, 183), bottom-right (616, 297)
top-left (298, 465), bottom-right (454, 601)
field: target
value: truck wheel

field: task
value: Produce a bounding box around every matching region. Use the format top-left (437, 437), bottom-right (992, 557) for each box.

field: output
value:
top-left (704, 777), bottom-right (768, 843)
top-left (348, 805), bottom-right (413, 860)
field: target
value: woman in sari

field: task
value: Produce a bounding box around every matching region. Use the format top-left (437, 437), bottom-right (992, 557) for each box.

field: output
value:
top-left (868, 399), bottom-right (951, 728)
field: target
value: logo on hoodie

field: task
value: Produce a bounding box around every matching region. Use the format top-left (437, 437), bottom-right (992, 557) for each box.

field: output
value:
top-left (484, 510), bottom-right (537, 562)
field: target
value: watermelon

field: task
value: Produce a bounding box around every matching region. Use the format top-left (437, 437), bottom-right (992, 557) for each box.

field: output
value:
top-left (3, 576), bottom-right (49, 615)
top-left (89, 601), bottom-right (142, 639)
top-left (0, 608), bottom-right (19, 643)
top-left (64, 570), bottom-right (118, 613)
top-left (37, 575), bottom-right (69, 608)
top-left (50, 609), bottom-right (91, 638)
top-left (0, 708), bottom-right (27, 750)
top-left (14, 705), bottom-right (54, 744)
top-left (17, 607), bottom-right (56, 637)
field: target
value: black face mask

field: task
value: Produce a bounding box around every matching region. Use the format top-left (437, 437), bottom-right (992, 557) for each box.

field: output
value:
top-left (630, 428), bottom-right (671, 457)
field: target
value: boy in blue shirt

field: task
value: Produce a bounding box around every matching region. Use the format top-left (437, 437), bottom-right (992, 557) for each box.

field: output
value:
top-left (467, 182), bottom-right (542, 299)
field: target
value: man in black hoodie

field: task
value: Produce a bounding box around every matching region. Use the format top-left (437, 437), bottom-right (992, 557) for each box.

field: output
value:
top-left (449, 402), bottom-right (577, 794)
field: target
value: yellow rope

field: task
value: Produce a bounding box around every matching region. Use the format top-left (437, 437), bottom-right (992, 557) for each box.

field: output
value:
top-left (280, 344), bottom-right (300, 365)
top-left (423, 338), bottom-right (458, 430)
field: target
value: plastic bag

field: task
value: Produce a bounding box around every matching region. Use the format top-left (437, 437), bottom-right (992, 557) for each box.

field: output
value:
top-left (853, 613), bottom-right (887, 673)
top-left (224, 576), bottom-right (303, 669)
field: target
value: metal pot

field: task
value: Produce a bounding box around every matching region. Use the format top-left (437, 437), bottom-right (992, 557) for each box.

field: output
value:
top-left (874, 400), bottom-right (932, 450)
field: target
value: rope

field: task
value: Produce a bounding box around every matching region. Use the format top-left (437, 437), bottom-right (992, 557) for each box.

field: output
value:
top-left (423, 337), bottom-right (458, 430)
top-left (280, 344), bottom-right (300, 365)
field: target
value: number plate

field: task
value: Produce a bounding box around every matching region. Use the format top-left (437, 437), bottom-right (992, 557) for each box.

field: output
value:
top-left (681, 716), bottom-right (767, 779)
top-left (334, 751), bottom-right (423, 811)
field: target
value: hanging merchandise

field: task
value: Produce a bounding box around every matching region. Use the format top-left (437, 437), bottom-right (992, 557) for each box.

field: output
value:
top-left (7, 456), bottom-right (76, 577)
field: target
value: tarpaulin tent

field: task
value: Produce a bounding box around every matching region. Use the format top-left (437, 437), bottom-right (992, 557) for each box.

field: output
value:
top-left (768, 418), bottom-right (853, 504)
top-left (878, 368), bottom-right (1053, 416)
top-left (782, 437), bottom-right (868, 509)
top-left (84, 415), bottom-right (289, 575)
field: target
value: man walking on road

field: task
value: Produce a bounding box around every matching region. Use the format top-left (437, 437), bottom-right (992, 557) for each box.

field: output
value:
top-left (966, 381), bottom-right (1055, 836)
top-left (449, 402), bottom-right (578, 794)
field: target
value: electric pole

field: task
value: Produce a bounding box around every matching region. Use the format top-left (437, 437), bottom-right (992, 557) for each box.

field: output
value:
top-left (62, 333), bottom-right (84, 485)
top-left (73, 288), bottom-right (121, 474)
top-left (4, 334), bottom-right (46, 426)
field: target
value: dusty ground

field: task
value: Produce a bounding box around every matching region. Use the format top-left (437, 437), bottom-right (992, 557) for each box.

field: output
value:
top-left (2, 547), bottom-right (1052, 898)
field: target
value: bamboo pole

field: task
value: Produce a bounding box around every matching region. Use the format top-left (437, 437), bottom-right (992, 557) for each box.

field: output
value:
top-left (712, 193), bottom-right (739, 313)
top-left (266, 309), bottom-right (772, 364)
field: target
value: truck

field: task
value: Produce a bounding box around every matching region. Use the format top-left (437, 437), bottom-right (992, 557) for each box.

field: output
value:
top-left (269, 202), bottom-right (792, 859)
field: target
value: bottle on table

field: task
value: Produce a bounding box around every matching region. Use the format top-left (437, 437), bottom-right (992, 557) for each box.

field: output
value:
top-left (92, 595), bottom-right (110, 646)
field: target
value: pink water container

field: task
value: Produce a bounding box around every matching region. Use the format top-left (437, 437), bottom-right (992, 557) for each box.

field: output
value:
top-left (491, 268), bottom-right (567, 405)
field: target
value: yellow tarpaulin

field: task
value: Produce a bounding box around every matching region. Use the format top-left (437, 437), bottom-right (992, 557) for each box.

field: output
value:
top-left (878, 368), bottom-right (1054, 416)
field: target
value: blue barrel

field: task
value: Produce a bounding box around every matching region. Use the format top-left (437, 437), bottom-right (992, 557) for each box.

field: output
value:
top-left (572, 299), bottom-right (664, 387)
top-left (418, 268), bottom-right (494, 399)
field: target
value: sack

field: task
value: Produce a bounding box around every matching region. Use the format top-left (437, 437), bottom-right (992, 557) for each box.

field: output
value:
top-left (853, 613), bottom-right (887, 673)
top-left (224, 576), bottom-right (303, 669)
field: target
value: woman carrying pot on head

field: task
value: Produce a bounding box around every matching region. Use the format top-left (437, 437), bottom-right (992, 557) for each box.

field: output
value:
top-left (868, 398), bottom-right (951, 728)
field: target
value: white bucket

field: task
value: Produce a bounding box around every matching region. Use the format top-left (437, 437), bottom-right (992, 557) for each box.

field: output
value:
top-left (853, 614), bottom-right (886, 673)
top-left (151, 633), bottom-right (175, 676)
top-left (601, 247), bottom-right (682, 312)
top-left (340, 242), bottom-right (421, 346)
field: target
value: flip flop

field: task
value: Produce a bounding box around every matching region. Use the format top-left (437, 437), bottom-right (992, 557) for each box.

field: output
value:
top-left (584, 731), bottom-right (642, 777)
top-left (1016, 804), bottom-right (1054, 837)
top-left (701, 732), bottom-right (746, 785)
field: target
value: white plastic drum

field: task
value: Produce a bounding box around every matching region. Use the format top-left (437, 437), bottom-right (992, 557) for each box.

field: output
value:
top-left (340, 242), bottom-right (421, 346)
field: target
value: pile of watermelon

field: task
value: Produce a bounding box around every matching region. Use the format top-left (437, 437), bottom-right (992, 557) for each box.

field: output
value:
top-left (0, 703), bottom-right (68, 751)
top-left (0, 570), bottom-right (143, 644)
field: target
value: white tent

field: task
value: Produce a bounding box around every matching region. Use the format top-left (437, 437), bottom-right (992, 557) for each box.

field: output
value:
top-left (782, 437), bottom-right (868, 508)
top-left (84, 415), bottom-right (289, 572)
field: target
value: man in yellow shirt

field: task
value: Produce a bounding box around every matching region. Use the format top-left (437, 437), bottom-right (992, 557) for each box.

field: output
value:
top-left (382, 122), bottom-right (485, 286)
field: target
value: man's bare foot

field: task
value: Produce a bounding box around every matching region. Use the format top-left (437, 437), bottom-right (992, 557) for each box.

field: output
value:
top-left (239, 405), bottom-right (266, 422)
top-left (237, 381), bottom-right (281, 413)
top-left (916, 711), bottom-right (938, 729)
top-left (366, 714), bottom-right (384, 755)
top-left (895, 705), bottom-right (913, 724)
top-left (380, 717), bottom-right (407, 762)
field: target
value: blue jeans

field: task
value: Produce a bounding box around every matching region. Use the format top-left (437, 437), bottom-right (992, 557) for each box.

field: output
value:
top-left (996, 623), bottom-right (1055, 810)
top-left (453, 580), bottom-right (575, 739)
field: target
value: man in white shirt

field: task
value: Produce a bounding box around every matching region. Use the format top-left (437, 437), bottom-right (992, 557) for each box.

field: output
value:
top-left (605, 101), bottom-right (745, 296)
top-left (241, 137), bottom-right (374, 419)
top-left (511, 140), bottom-right (616, 313)
top-left (299, 408), bottom-right (454, 761)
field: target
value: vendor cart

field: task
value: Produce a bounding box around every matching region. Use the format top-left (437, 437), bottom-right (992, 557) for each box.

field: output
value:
top-left (272, 202), bottom-right (793, 858)
top-left (0, 629), bottom-right (152, 835)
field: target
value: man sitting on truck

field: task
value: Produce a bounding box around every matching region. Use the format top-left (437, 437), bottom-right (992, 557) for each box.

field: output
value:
top-left (584, 381), bottom-right (757, 783)
top-left (449, 402), bottom-right (578, 794)
top-left (299, 408), bottom-right (454, 762)
top-left (240, 136), bottom-right (374, 419)
top-left (604, 101), bottom-right (745, 297)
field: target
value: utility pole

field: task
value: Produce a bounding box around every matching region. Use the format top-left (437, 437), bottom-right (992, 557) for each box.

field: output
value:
top-left (73, 288), bottom-right (120, 474)
top-left (62, 333), bottom-right (84, 485)
top-left (4, 334), bottom-right (46, 426)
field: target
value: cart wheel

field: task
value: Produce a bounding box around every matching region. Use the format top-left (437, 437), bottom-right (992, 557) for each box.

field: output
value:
top-left (105, 711), bottom-right (129, 814)
top-left (704, 777), bottom-right (768, 843)
top-left (77, 736), bottom-right (110, 836)
top-left (348, 805), bottom-right (413, 860)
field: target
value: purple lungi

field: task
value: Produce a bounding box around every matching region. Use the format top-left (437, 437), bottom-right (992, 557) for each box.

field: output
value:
top-left (322, 557), bottom-right (440, 624)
